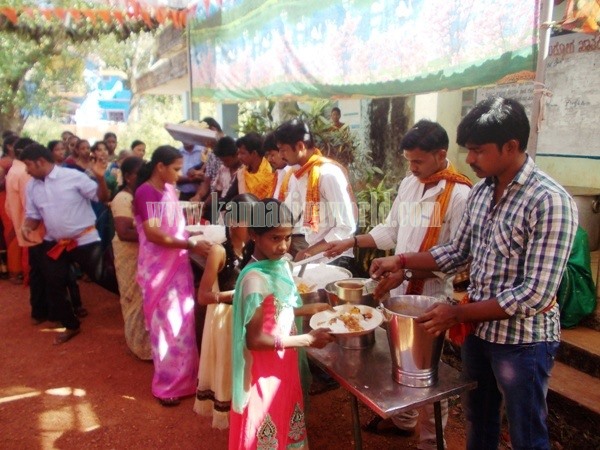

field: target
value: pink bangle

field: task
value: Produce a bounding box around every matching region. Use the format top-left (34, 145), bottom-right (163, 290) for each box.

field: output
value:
top-left (397, 253), bottom-right (406, 269)
top-left (274, 334), bottom-right (284, 351)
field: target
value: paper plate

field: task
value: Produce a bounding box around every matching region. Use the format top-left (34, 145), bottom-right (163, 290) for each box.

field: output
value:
top-left (309, 304), bottom-right (383, 336)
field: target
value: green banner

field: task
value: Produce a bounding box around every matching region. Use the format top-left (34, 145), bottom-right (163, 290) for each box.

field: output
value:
top-left (190, 0), bottom-right (539, 101)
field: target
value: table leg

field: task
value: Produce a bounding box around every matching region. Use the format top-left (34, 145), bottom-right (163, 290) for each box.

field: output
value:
top-left (350, 394), bottom-right (363, 450)
top-left (434, 400), bottom-right (444, 450)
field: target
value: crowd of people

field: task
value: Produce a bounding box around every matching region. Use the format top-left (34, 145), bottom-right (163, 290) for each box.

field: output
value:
top-left (0, 97), bottom-right (579, 450)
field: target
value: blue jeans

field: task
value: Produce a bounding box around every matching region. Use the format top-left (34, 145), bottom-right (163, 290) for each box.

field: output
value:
top-left (461, 335), bottom-right (559, 450)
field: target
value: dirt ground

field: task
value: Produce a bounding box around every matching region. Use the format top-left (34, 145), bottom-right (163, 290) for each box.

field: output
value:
top-left (0, 279), bottom-right (469, 450)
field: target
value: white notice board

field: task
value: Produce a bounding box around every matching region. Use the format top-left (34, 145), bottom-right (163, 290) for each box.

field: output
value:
top-left (537, 32), bottom-right (600, 158)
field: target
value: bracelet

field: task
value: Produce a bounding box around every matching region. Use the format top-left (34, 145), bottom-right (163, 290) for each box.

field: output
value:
top-left (397, 253), bottom-right (406, 269)
top-left (274, 334), bottom-right (284, 351)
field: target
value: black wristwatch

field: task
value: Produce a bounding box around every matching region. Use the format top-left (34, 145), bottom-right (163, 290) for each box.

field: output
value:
top-left (404, 269), bottom-right (413, 281)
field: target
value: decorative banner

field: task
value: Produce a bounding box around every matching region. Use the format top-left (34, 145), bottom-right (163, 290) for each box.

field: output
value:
top-left (0, 4), bottom-right (192, 31)
top-left (189, 0), bottom-right (540, 102)
top-left (560, 0), bottom-right (600, 33)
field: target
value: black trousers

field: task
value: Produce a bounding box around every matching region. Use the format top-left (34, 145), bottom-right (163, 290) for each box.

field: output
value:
top-left (28, 244), bottom-right (49, 321)
top-left (41, 240), bottom-right (118, 330)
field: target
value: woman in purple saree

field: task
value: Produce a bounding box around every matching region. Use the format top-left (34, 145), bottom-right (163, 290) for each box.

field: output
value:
top-left (133, 145), bottom-right (202, 407)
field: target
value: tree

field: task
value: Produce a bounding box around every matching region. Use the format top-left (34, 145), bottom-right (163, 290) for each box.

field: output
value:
top-left (0, 1), bottom-right (161, 132)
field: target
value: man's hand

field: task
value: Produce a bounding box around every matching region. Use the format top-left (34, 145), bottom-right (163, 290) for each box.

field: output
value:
top-left (372, 270), bottom-right (405, 299)
top-left (323, 238), bottom-right (353, 258)
top-left (415, 303), bottom-right (459, 337)
top-left (369, 255), bottom-right (402, 279)
top-left (187, 168), bottom-right (204, 181)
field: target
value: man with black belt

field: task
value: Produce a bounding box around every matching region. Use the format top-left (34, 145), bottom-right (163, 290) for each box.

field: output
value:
top-left (22, 144), bottom-right (119, 344)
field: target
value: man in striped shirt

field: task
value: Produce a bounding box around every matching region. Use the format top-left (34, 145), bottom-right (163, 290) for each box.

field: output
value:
top-left (371, 97), bottom-right (577, 450)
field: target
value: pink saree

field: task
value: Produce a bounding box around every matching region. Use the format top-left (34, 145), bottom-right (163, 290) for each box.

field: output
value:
top-left (134, 182), bottom-right (198, 399)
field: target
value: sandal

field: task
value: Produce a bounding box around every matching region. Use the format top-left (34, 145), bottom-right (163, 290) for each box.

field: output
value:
top-left (362, 416), bottom-right (415, 436)
top-left (156, 396), bottom-right (181, 407)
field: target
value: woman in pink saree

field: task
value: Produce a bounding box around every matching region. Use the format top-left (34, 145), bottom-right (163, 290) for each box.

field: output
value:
top-left (133, 145), bottom-right (202, 407)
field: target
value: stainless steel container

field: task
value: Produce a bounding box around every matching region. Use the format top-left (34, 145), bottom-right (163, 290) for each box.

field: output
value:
top-left (325, 278), bottom-right (378, 308)
top-left (336, 331), bottom-right (375, 349)
top-left (335, 279), bottom-right (365, 302)
top-left (323, 279), bottom-right (379, 349)
top-left (381, 295), bottom-right (446, 387)
top-left (299, 289), bottom-right (329, 333)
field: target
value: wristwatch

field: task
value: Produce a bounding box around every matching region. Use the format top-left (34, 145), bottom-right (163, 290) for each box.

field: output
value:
top-left (403, 269), bottom-right (413, 281)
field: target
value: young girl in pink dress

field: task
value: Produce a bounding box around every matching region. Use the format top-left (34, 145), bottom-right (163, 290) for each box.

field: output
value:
top-left (229, 199), bottom-right (333, 449)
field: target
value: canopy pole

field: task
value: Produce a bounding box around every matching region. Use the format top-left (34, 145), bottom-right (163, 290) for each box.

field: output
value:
top-left (527, 0), bottom-right (554, 160)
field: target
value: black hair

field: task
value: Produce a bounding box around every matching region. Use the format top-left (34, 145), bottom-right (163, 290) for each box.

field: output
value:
top-left (14, 137), bottom-right (36, 152)
top-left (136, 145), bottom-right (182, 189)
top-left (91, 141), bottom-right (107, 153)
top-left (222, 193), bottom-right (260, 268)
top-left (248, 198), bottom-right (295, 236)
top-left (2, 130), bottom-right (16, 140)
top-left (20, 143), bottom-right (53, 163)
top-left (131, 140), bottom-right (145, 150)
top-left (262, 132), bottom-right (278, 153)
top-left (236, 132), bottom-right (265, 157)
top-left (3, 134), bottom-right (20, 148)
top-left (118, 156), bottom-right (144, 192)
top-left (457, 96), bottom-right (530, 152)
top-left (103, 132), bottom-right (117, 141)
top-left (214, 136), bottom-right (237, 157)
top-left (47, 140), bottom-right (61, 152)
top-left (400, 119), bottom-right (449, 153)
top-left (331, 107), bottom-right (341, 114)
top-left (201, 117), bottom-right (222, 133)
top-left (274, 119), bottom-right (314, 149)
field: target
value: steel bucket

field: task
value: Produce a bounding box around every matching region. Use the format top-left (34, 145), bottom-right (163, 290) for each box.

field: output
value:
top-left (381, 295), bottom-right (446, 387)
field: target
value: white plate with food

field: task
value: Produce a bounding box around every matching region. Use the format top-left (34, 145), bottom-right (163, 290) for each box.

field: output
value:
top-left (309, 304), bottom-right (383, 337)
top-left (292, 263), bottom-right (351, 291)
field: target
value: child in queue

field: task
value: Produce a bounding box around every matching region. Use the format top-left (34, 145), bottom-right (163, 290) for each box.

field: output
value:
top-left (194, 193), bottom-right (259, 429)
top-left (229, 198), bottom-right (333, 450)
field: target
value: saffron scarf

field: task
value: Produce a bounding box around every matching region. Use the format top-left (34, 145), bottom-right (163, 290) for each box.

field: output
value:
top-left (242, 157), bottom-right (276, 199)
top-left (405, 162), bottom-right (473, 295)
top-left (293, 150), bottom-right (354, 232)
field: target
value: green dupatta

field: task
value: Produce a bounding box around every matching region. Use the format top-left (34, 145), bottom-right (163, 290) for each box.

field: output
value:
top-left (231, 258), bottom-right (305, 413)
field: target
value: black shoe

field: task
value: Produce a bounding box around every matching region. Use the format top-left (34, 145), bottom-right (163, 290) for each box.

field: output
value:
top-left (362, 416), bottom-right (415, 436)
top-left (155, 396), bottom-right (181, 407)
top-left (53, 328), bottom-right (81, 345)
top-left (75, 307), bottom-right (88, 318)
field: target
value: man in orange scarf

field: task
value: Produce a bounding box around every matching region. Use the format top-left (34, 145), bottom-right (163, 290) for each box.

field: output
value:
top-left (235, 132), bottom-right (276, 199)
top-left (275, 119), bottom-right (356, 261)
top-left (325, 120), bottom-right (472, 448)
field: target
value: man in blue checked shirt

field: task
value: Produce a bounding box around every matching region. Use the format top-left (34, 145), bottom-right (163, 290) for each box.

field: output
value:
top-left (370, 96), bottom-right (577, 450)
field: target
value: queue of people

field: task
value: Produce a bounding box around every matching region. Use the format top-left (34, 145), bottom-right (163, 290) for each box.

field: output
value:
top-left (0, 98), bottom-right (579, 450)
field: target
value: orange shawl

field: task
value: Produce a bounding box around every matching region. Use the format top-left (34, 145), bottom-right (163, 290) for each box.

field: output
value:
top-left (277, 169), bottom-right (295, 201)
top-left (405, 162), bottom-right (473, 295)
top-left (293, 150), bottom-right (355, 232)
top-left (242, 157), bottom-right (276, 199)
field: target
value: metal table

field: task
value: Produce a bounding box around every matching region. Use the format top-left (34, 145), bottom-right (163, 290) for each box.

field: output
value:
top-left (307, 328), bottom-right (476, 450)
